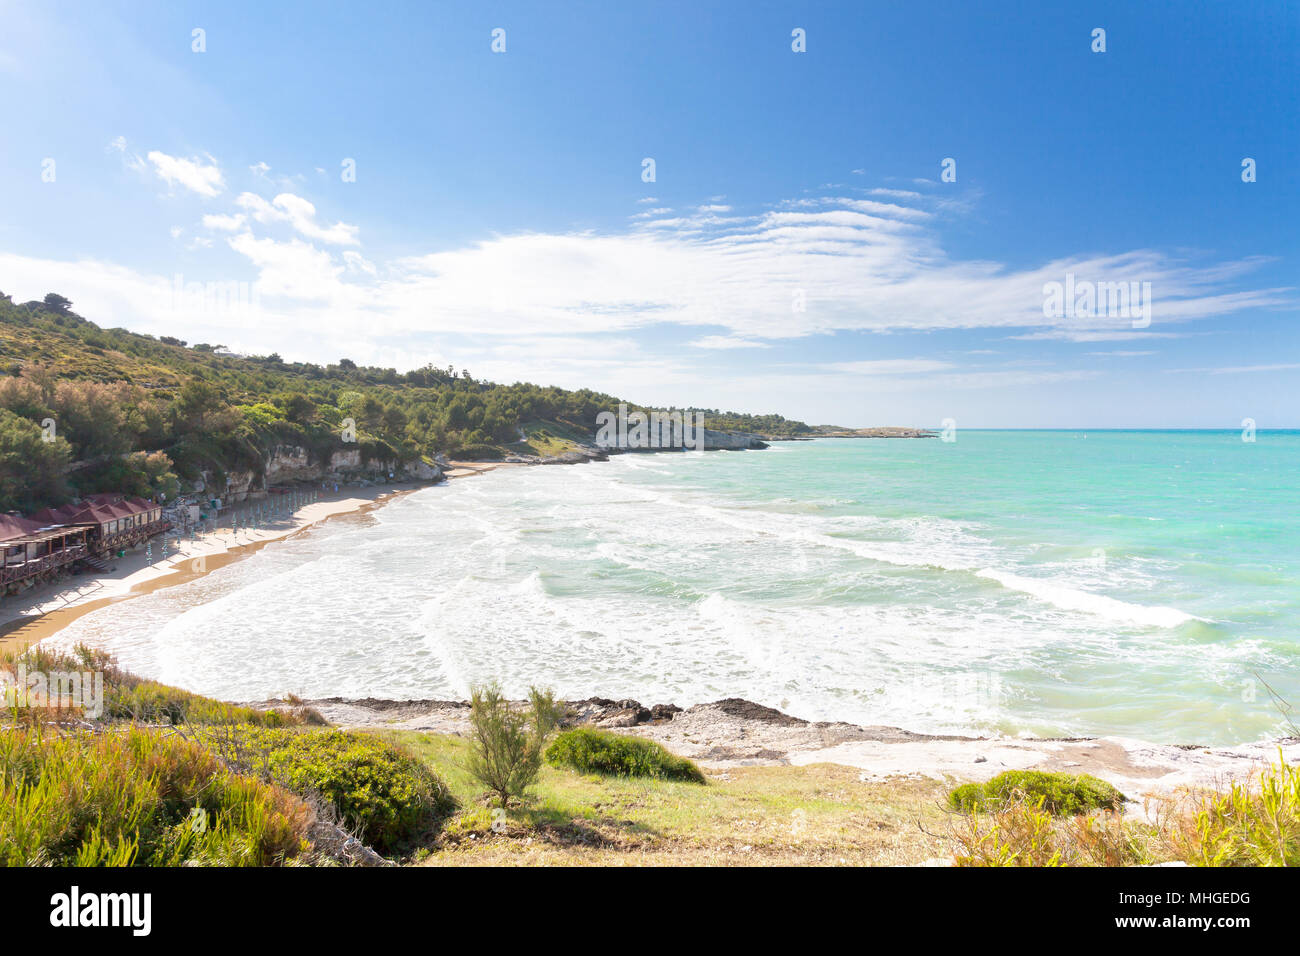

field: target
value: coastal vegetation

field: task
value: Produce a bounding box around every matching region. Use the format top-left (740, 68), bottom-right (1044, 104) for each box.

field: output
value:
top-left (202, 726), bottom-right (455, 854)
top-left (2, 641), bottom-right (1294, 866)
top-left (0, 294), bottom-right (813, 512)
top-left (949, 760), bottom-right (1298, 867)
top-left (390, 729), bottom-right (952, 865)
top-left (0, 725), bottom-right (314, 866)
top-left (947, 770), bottom-right (1125, 816)
top-left (545, 727), bottom-right (706, 783)
top-left (0, 644), bottom-right (453, 865)
top-left (465, 683), bottom-right (561, 807)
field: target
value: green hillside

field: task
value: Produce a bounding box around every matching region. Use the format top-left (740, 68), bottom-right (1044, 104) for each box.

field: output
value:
top-left (0, 291), bottom-right (809, 512)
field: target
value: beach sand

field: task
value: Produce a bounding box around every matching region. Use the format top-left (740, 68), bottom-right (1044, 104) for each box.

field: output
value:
top-left (0, 474), bottom-right (465, 652)
top-left (0, 461), bottom-right (529, 652)
top-left (8, 458), bottom-right (1296, 796)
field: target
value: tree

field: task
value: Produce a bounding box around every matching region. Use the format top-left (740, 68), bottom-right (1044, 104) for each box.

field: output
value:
top-left (174, 380), bottom-right (225, 430)
top-left (381, 404), bottom-right (407, 436)
top-left (360, 395), bottom-right (384, 432)
top-left (283, 392), bottom-right (316, 425)
top-left (465, 684), bottom-right (561, 808)
top-left (0, 409), bottom-right (70, 511)
top-left (42, 293), bottom-right (73, 313)
top-left (50, 380), bottom-right (131, 460)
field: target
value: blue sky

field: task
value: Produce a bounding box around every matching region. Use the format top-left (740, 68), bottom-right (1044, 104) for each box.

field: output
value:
top-left (1, 0), bottom-right (1296, 427)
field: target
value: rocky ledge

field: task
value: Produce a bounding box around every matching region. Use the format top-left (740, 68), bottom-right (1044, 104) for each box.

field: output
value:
top-left (253, 693), bottom-right (1300, 812)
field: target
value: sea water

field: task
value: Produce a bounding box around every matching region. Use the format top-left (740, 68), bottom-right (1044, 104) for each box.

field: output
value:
top-left (50, 431), bottom-right (1300, 744)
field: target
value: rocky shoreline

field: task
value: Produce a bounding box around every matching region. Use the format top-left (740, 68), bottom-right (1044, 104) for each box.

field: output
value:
top-left (255, 693), bottom-right (1300, 809)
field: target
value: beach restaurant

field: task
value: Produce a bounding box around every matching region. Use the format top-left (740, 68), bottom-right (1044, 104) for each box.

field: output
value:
top-left (1, 494), bottom-right (169, 593)
top-left (29, 494), bottom-right (168, 555)
top-left (0, 513), bottom-right (91, 590)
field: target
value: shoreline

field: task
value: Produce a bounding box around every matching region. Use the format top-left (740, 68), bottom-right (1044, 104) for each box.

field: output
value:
top-left (0, 462), bottom-right (517, 653)
top-left (6, 453), bottom-right (1292, 785)
top-left (264, 693), bottom-right (1300, 806)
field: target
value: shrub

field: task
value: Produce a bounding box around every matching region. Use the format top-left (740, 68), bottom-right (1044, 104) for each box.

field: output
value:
top-left (466, 684), bottom-right (560, 807)
top-left (449, 443), bottom-right (503, 460)
top-left (0, 726), bottom-right (311, 866)
top-left (2, 644), bottom-right (319, 727)
top-left (105, 681), bottom-right (294, 727)
top-left (545, 727), bottom-right (706, 783)
top-left (952, 757), bottom-right (1300, 867)
top-left (202, 726), bottom-right (454, 854)
top-left (1174, 756), bottom-right (1300, 866)
top-left (948, 771), bottom-right (1124, 816)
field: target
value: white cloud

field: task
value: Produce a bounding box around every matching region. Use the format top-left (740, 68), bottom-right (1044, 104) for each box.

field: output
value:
top-left (146, 150), bottom-right (225, 198)
top-left (1011, 330), bottom-right (1190, 343)
top-left (1, 182), bottom-right (1289, 404)
top-left (342, 250), bottom-right (377, 276)
top-left (867, 187), bottom-right (925, 200)
top-left (688, 335), bottom-right (770, 349)
top-left (234, 192), bottom-right (359, 245)
top-left (226, 233), bottom-right (350, 301)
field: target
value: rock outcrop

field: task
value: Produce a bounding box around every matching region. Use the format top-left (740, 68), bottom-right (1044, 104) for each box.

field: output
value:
top-left (193, 445), bottom-right (444, 502)
top-left (699, 428), bottom-right (769, 450)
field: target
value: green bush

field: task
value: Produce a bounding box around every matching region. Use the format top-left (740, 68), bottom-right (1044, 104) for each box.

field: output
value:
top-left (449, 442), bottom-right (503, 460)
top-left (0, 726), bottom-right (311, 866)
top-left (545, 727), bottom-right (706, 783)
top-left (949, 770), bottom-right (1124, 816)
top-left (466, 684), bottom-right (561, 807)
top-left (203, 727), bottom-right (454, 853)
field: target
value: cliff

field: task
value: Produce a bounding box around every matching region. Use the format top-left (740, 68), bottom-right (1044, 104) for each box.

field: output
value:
top-left (195, 445), bottom-right (443, 502)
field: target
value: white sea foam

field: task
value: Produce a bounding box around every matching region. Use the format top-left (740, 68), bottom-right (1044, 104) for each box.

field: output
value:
top-left (975, 568), bottom-right (1197, 628)
top-left (42, 438), bottom-right (1284, 742)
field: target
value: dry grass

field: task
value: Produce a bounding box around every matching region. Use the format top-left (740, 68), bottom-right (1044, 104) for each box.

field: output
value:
top-left (379, 731), bottom-right (953, 866)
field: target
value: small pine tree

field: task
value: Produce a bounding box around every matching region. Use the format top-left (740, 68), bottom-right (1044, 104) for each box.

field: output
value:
top-left (466, 683), bottom-right (561, 807)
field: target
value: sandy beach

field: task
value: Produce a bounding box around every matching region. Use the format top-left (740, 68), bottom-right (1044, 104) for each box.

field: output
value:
top-left (0, 461), bottom-right (523, 653)
top-left (7, 455), bottom-right (1296, 801)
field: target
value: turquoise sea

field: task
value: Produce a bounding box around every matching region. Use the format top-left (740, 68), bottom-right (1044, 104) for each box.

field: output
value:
top-left (52, 431), bottom-right (1300, 745)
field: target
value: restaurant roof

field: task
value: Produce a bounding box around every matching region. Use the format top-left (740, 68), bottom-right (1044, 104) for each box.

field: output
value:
top-left (7, 494), bottom-right (161, 541)
top-left (0, 513), bottom-right (90, 546)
